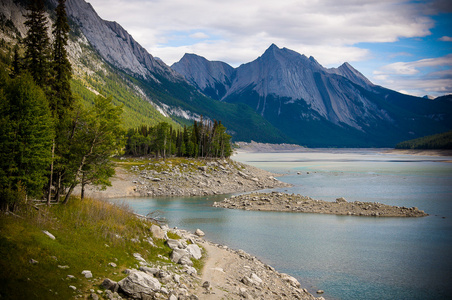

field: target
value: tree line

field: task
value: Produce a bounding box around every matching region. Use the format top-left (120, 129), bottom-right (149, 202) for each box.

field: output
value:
top-left (395, 130), bottom-right (452, 150)
top-left (125, 118), bottom-right (233, 158)
top-left (1, 0), bottom-right (123, 210)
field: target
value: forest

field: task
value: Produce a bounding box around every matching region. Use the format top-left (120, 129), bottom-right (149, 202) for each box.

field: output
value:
top-left (125, 118), bottom-right (232, 158)
top-left (0, 0), bottom-right (232, 211)
top-left (395, 130), bottom-right (452, 149)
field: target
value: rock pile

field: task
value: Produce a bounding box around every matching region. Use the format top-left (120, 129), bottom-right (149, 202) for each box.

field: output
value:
top-left (99, 225), bottom-right (322, 300)
top-left (129, 158), bottom-right (290, 197)
top-left (213, 192), bottom-right (428, 217)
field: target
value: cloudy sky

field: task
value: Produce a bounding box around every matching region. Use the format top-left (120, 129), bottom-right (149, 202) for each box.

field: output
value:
top-left (87, 0), bottom-right (452, 97)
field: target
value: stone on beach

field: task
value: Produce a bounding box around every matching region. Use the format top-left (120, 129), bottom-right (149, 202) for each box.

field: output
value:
top-left (118, 271), bottom-right (162, 298)
top-left (195, 229), bottom-right (205, 237)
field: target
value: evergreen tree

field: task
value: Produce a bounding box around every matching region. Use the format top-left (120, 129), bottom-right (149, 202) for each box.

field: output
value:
top-left (23, 0), bottom-right (51, 89)
top-left (51, 0), bottom-right (73, 116)
top-left (11, 45), bottom-right (21, 78)
top-left (0, 70), bottom-right (54, 210)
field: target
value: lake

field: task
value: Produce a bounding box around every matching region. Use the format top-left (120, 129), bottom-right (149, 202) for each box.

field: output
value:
top-left (111, 149), bottom-right (452, 300)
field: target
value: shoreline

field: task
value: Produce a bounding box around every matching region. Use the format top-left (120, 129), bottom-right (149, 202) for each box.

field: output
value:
top-left (76, 158), bottom-right (326, 298)
top-left (77, 158), bottom-right (291, 199)
top-left (213, 192), bottom-right (428, 217)
top-left (382, 148), bottom-right (452, 157)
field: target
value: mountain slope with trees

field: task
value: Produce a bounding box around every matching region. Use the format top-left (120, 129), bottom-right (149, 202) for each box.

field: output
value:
top-left (395, 130), bottom-right (452, 149)
top-left (172, 45), bottom-right (452, 147)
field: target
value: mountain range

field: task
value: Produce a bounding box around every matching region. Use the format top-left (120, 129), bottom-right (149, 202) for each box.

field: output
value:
top-left (172, 44), bottom-right (452, 146)
top-left (1, 0), bottom-right (451, 147)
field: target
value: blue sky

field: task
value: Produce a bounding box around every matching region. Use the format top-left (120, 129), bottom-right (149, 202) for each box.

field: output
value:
top-left (88, 0), bottom-right (452, 97)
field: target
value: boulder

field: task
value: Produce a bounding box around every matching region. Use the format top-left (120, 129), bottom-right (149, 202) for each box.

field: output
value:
top-left (101, 278), bottom-right (119, 292)
top-left (336, 197), bottom-right (347, 203)
top-left (195, 229), bottom-right (205, 237)
top-left (179, 255), bottom-right (193, 266)
top-left (150, 225), bottom-right (165, 239)
top-left (166, 239), bottom-right (183, 250)
top-left (186, 244), bottom-right (202, 260)
top-left (170, 248), bottom-right (190, 264)
top-left (250, 273), bottom-right (263, 285)
top-left (139, 266), bottom-right (159, 275)
top-left (281, 273), bottom-right (301, 288)
top-left (82, 270), bottom-right (93, 278)
top-left (133, 253), bottom-right (147, 263)
top-left (118, 271), bottom-right (161, 298)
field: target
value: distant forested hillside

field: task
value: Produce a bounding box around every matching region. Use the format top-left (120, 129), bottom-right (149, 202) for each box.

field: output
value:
top-left (395, 130), bottom-right (452, 149)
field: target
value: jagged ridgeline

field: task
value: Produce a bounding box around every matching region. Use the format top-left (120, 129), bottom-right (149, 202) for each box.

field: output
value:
top-left (125, 118), bottom-right (233, 158)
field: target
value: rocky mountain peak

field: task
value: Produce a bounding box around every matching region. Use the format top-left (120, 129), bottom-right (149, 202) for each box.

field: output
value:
top-left (329, 61), bottom-right (374, 89)
top-left (62, 0), bottom-right (182, 82)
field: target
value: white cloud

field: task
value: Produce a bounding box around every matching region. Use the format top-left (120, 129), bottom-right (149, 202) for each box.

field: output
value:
top-left (372, 54), bottom-right (452, 96)
top-left (87, 0), bottom-right (435, 66)
top-left (439, 36), bottom-right (452, 42)
top-left (189, 32), bottom-right (209, 39)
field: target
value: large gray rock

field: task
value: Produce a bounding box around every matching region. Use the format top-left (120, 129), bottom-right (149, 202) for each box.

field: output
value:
top-left (170, 248), bottom-right (190, 264)
top-left (139, 266), bottom-right (159, 275)
top-left (102, 278), bottom-right (119, 292)
top-left (150, 225), bottom-right (165, 239)
top-left (166, 239), bottom-right (183, 250)
top-left (195, 229), bottom-right (205, 237)
top-left (179, 256), bottom-right (193, 267)
top-left (118, 271), bottom-right (161, 298)
top-left (281, 273), bottom-right (301, 288)
top-left (82, 270), bottom-right (93, 278)
top-left (186, 244), bottom-right (202, 260)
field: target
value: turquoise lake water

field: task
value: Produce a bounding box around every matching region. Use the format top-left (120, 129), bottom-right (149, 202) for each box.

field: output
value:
top-left (111, 149), bottom-right (452, 300)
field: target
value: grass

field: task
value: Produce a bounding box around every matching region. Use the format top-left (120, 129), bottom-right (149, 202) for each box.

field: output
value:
top-left (113, 156), bottom-right (245, 174)
top-left (0, 197), bottom-right (196, 299)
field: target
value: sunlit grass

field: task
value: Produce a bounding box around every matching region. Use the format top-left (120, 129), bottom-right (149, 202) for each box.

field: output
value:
top-left (0, 198), bottom-right (176, 299)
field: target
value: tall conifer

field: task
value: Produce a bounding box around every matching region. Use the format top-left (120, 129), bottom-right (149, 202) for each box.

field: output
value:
top-left (23, 0), bottom-right (51, 89)
top-left (51, 0), bottom-right (73, 116)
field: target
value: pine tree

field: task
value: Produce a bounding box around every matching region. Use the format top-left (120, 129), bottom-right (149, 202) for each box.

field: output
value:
top-left (51, 0), bottom-right (73, 116)
top-left (0, 70), bottom-right (54, 209)
top-left (23, 0), bottom-right (51, 89)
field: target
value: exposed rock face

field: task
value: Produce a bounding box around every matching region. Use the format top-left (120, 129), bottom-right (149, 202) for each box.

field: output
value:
top-left (174, 44), bottom-right (388, 131)
top-left (214, 192), bottom-right (428, 217)
top-left (62, 0), bottom-right (182, 81)
top-left (172, 44), bottom-right (452, 147)
top-left (172, 53), bottom-right (235, 100)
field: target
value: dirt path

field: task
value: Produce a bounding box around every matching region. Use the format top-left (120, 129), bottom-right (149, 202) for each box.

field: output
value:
top-left (195, 242), bottom-right (232, 299)
top-left (193, 239), bottom-right (321, 300)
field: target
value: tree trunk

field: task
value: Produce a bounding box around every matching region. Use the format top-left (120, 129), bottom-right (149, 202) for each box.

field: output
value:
top-left (62, 182), bottom-right (76, 204)
top-left (46, 140), bottom-right (55, 205)
top-left (81, 172), bottom-right (85, 200)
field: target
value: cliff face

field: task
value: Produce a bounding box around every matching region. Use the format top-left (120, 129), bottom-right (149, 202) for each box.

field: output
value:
top-left (62, 0), bottom-right (182, 81)
top-left (172, 53), bottom-right (235, 100)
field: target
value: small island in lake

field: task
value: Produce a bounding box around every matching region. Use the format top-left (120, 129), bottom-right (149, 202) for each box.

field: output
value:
top-left (214, 192), bottom-right (428, 217)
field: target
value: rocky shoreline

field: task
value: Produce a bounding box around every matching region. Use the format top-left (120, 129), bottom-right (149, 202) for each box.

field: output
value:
top-left (213, 192), bottom-right (428, 217)
top-left (99, 225), bottom-right (323, 300)
top-left (79, 158), bottom-right (291, 199)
